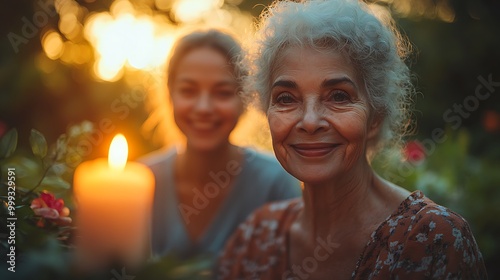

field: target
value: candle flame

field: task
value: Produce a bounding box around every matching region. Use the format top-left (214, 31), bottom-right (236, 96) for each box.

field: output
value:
top-left (109, 134), bottom-right (128, 171)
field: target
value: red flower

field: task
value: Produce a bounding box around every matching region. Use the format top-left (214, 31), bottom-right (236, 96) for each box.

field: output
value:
top-left (483, 110), bottom-right (500, 133)
top-left (403, 140), bottom-right (426, 163)
top-left (30, 191), bottom-right (72, 227)
top-left (0, 121), bottom-right (6, 138)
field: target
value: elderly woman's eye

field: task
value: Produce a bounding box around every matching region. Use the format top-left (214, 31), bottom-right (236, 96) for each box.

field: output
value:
top-left (329, 91), bottom-right (351, 103)
top-left (276, 93), bottom-right (295, 104)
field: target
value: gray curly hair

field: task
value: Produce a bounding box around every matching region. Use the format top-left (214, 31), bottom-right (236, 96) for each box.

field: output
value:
top-left (251, 0), bottom-right (414, 153)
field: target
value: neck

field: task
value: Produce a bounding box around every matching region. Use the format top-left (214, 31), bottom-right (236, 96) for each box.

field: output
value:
top-left (176, 142), bottom-right (240, 185)
top-left (299, 159), bottom-right (383, 238)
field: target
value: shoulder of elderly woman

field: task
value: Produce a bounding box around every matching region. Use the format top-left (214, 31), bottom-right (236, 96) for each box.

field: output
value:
top-left (219, 192), bottom-right (488, 279)
top-left (399, 202), bottom-right (487, 278)
top-left (356, 193), bottom-right (488, 279)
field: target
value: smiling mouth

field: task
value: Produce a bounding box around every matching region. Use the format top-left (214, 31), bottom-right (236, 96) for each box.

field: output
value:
top-left (192, 123), bottom-right (215, 130)
top-left (290, 143), bottom-right (339, 157)
top-left (190, 121), bottom-right (221, 132)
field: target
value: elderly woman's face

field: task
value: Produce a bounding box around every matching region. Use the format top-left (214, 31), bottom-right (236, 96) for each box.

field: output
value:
top-left (267, 46), bottom-right (380, 184)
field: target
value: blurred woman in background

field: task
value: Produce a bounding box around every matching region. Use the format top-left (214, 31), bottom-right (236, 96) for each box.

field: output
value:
top-left (141, 29), bottom-right (301, 264)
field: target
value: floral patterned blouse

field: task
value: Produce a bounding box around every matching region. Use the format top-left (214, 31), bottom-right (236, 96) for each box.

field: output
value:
top-left (217, 191), bottom-right (487, 279)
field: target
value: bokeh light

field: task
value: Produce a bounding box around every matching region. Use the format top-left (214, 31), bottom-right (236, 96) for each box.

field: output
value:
top-left (38, 0), bottom-right (267, 149)
top-left (84, 10), bottom-right (175, 81)
top-left (377, 0), bottom-right (455, 22)
top-left (42, 31), bottom-right (65, 60)
top-left (173, 0), bottom-right (223, 23)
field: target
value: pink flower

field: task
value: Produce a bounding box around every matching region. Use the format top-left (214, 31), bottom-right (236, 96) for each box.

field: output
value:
top-left (403, 140), bottom-right (426, 163)
top-left (31, 191), bottom-right (72, 227)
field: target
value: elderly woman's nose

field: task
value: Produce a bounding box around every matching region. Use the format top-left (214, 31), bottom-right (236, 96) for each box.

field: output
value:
top-left (297, 100), bottom-right (328, 133)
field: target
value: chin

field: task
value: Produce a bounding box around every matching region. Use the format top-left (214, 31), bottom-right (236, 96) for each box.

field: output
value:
top-left (286, 167), bottom-right (338, 186)
top-left (296, 176), bottom-right (333, 187)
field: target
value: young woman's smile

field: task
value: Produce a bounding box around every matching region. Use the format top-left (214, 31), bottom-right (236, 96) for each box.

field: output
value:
top-left (170, 47), bottom-right (243, 151)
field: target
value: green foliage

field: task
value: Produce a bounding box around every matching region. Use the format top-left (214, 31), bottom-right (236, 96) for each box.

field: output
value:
top-left (0, 127), bottom-right (77, 256)
top-left (0, 128), bottom-right (17, 159)
top-left (373, 128), bottom-right (500, 273)
top-left (135, 255), bottom-right (214, 280)
top-left (30, 129), bottom-right (48, 159)
top-left (38, 176), bottom-right (71, 195)
top-left (0, 123), bottom-right (105, 279)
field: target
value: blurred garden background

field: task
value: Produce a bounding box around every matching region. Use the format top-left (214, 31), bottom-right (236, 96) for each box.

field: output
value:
top-left (0, 0), bottom-right (499, 279)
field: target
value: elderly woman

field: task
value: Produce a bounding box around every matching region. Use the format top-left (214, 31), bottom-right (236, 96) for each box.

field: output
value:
top-left (218, 0), bottom-right (487, 279)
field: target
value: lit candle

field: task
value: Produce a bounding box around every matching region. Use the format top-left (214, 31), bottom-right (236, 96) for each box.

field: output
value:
top-left (73, 134), bottom-right (155, 269)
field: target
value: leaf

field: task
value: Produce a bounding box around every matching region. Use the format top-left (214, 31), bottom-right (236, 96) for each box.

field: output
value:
top-left (137, 254), bottom-right (214, 280)
top-left (39, 176), bottom-right (71, 193)
top-left (0, 128), bottom-right (18, 158)
top-left (1, 154), bottom-right (44, 192)
top-left (15, 204), bottom-right (36, 220)
top-left (30, 129), bottom-right (48, 159)
top-left (54, 134), bottom-right (67, 161)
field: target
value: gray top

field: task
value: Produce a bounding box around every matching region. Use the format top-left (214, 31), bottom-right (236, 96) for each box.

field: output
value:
top-left (140, 147), bottom-right (301, 260)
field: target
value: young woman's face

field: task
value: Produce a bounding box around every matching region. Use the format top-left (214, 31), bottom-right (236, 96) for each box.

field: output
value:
top-left (170, 47), bottom-right (243, 151)
top-left (267, 46), bottom-right (380, 185)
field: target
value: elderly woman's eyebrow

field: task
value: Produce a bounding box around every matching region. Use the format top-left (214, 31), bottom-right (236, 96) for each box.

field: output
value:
top-left (321, 77), bottom-right (356, 89)
top-left (271, 80), bottom-right (298, 89)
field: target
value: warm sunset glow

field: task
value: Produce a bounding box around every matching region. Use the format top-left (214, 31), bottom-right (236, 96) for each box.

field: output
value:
top-left (80, 0), bottom-right (253, 82)
top-left (75, 0), bottom-right (265, 149)
top-left (173, 0), bottom-right (223, 22)
top-left (84, 8), bottom-right (175, 81)
top-left (109, 134), bottom-right (128, 171)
